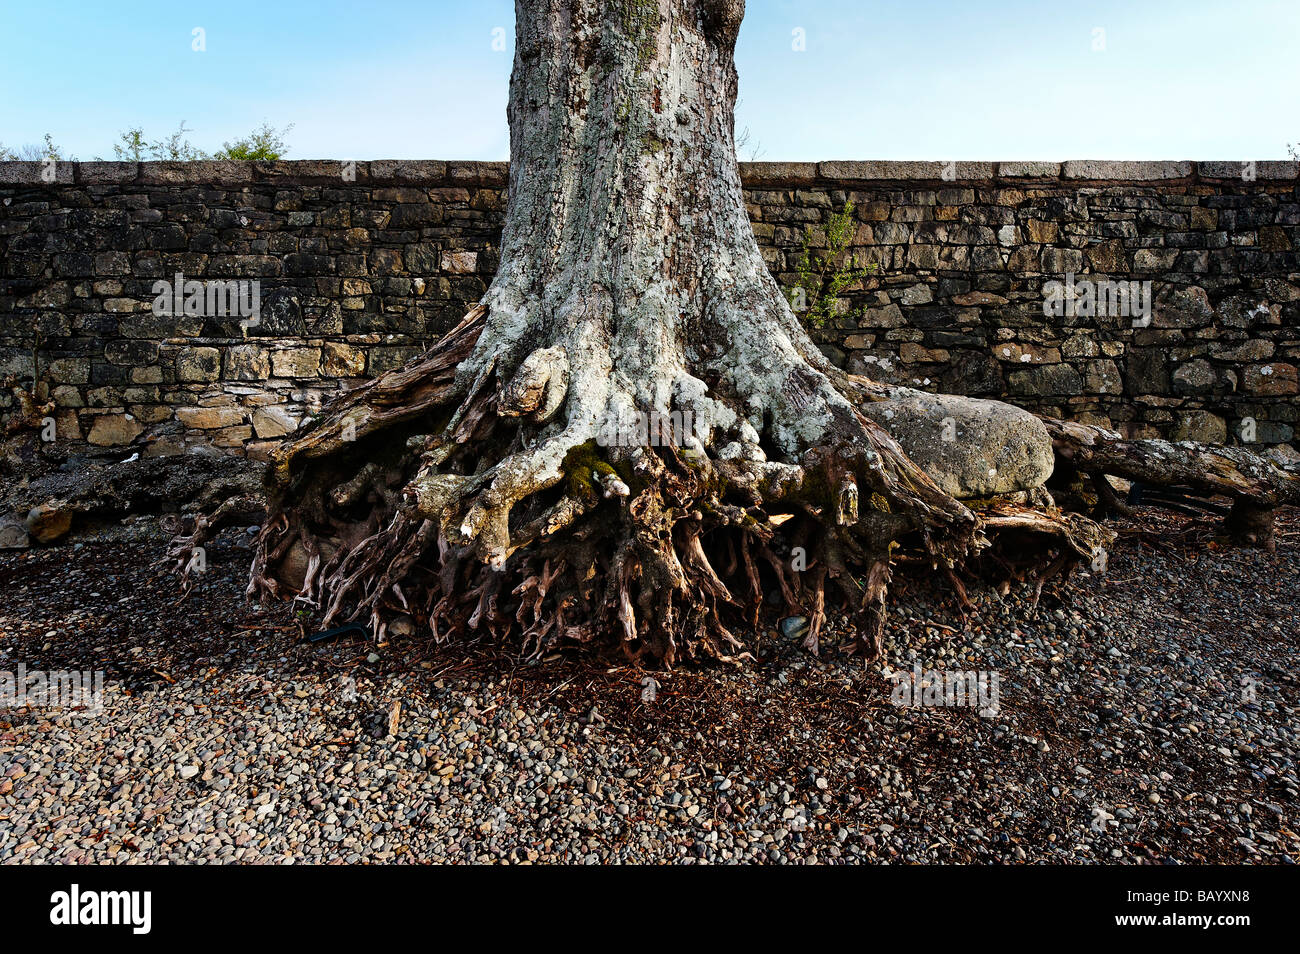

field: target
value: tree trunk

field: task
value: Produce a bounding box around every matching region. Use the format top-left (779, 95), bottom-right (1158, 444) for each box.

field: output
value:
top-left (237, 0), bottom-right (1250, 664)
top-left (245, 0), bottom-right (995, 664)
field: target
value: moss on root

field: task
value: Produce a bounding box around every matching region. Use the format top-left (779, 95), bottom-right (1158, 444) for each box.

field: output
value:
top-left (562, 440), bottom-right (620, 500)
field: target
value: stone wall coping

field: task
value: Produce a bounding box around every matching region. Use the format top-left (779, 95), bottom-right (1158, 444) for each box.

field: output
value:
top-left (1, 159), bottom-right (1295, 188)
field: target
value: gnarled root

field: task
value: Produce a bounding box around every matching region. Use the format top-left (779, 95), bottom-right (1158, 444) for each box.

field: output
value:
top-left (162, 492), bottom-right (266, 590)
top-left (1041, 416), bottom-right (1300, 550)
top-left (239, 304), bottom-right (1135, 667)
top-left (244, 304), bottom-right (1048, 665)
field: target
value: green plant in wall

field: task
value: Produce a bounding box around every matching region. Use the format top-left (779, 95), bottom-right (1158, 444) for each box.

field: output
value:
top-left (214, 122), bottom-right (295, 160)
top-left (788, 200), bottom-right (877, 329)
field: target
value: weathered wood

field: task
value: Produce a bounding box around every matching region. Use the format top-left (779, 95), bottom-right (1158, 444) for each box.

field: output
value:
top-left (267, 303), bottom-right (484, 489)
top-left (1041, 415), bottom-right (1299, 547)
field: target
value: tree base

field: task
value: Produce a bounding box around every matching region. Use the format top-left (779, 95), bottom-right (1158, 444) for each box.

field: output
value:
top-left (237, 307), bottom-right (1121, 667)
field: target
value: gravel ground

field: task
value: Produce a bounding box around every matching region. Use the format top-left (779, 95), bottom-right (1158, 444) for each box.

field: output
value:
top-left (1, 507), bottom-right (1297, 864)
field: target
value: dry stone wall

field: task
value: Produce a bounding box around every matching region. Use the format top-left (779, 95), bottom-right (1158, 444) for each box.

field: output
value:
top-left (1, 159), bottom-right (1296, 458)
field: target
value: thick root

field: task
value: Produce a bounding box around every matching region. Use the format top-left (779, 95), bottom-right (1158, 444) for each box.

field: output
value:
top-left (162, 492), bottom-right (266, 590)
top-left (1042, 416), bottom-right (1300, 549)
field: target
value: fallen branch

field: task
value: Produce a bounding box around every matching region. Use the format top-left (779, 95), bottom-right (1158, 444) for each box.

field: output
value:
top-left (1040, 416), bottom-right (1300, 549)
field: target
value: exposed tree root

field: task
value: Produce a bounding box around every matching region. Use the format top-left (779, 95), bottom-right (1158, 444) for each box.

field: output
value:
top-left (213, 314), bottom-right (1291, 668)
top-left (236, 305), bottom-right (1125, 668)
top-left (1041, 416), bottom-right (1300, 550)
top-left (163, 492), bottom-right (267, 588)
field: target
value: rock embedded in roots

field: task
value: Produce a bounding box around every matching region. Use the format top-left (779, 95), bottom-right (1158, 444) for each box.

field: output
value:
top-left (859, 387), bottom-right (1055, 499)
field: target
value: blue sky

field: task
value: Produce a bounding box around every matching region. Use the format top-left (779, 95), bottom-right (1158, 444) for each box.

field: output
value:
top-left (2, 0), bottom-right (1296, 161)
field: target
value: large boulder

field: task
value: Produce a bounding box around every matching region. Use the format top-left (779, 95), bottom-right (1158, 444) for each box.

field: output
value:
top-left (859, 387), bottom-right (1054, 499)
